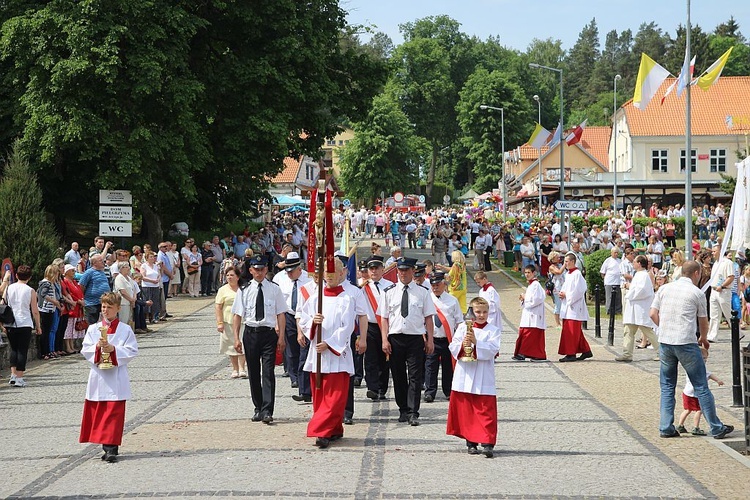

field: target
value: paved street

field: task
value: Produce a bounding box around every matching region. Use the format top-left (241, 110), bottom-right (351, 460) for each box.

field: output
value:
top-left (1, 239), bottom-right (749, 498)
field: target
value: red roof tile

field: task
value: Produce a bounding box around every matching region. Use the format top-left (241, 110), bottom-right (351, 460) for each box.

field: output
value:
top-left (271, 156), bottom-right (302, 184)
top-left (623, 76), bottom-right (750, 136)
top-left (579, 126), bottom-right (611, 167)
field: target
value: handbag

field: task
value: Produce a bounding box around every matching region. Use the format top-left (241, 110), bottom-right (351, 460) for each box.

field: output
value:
top-left (74, 313), bottom-right (89, 332)
top-left (0, 296), bottom-right (14, 326)
top-left (187, 263), bottom-right (199, 275)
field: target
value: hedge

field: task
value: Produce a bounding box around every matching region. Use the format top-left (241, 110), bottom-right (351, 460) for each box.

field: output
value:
top-left (583, 249), bottom-right (611, 297)
top-left (568, 216), bottom-right (697, 239)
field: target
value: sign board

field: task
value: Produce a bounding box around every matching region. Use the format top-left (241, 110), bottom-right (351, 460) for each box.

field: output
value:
top-left (393, 192), bottom-right (405, 203)
top-left (698, 154), bottom-right (709, 160)
top-left (554, 200), bottom-right (588, 211)
top-left (443, 195), bottom-right (450, 204)
top-left (418, 195), bottom-right (425, 203)
top-left (99, 206), bottom-right (132, 221)
top-left (99, 222), bottom-right (132, 237)
top-left (343, 199), bottom-right (351, 207)
top-left (99, 190), bottom-right (132, 205)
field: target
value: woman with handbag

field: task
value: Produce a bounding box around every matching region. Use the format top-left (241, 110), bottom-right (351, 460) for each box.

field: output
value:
top-left (185, 244), bottom-right (202, 297)
top-left (3, 265), bottom-right (42, 387)
top-left (113, 261), bottom-right (137, 326)
top-left (61, 264), bottom-right (85, 354)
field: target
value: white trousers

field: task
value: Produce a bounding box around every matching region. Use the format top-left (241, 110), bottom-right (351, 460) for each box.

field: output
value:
top-left (707, 289), bottom-right (732, 341)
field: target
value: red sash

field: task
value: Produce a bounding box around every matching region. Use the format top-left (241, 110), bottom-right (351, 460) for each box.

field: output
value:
top-left (363, 283), bottom-right (381, 328)
top-left (300, 285), bottom-right (310, 302)
top-left (432, 298), bottom-right (453, 343)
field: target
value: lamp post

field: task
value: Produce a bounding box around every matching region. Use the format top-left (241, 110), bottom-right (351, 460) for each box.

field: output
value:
top-left (529, 63), bottom-right (564, 205)
top-left (479, 104), bottom-right (506, 219)
top-left (533, 94), bottom-right (542, 215)
top-left (613, 74), bottom-right (621, 213)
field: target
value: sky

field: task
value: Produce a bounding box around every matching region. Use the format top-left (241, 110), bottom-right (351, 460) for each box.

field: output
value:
top-left (342, 0), bottom-right (749, 52)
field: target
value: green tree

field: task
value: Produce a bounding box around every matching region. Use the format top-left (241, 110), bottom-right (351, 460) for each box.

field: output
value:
top-left (338, 92), bottom-right (426, 200)
top-left (566, 18), bottom-right (600, 109)
top-left (394, 15), bottom-right (478, 205)
top-left (0, 143), bottom-right (60, 282)
top-left (664, 24), bottom-right (711, 75)
top-left (456, 68), bottom-right (532, 193)
top-left (0, 1), bottom-right (386, 239)
top-left (714, 16), bottom-right (745, 43)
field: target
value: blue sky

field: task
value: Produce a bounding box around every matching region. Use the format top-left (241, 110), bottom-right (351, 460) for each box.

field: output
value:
top-left (342, 0), bottom-right (749, 51)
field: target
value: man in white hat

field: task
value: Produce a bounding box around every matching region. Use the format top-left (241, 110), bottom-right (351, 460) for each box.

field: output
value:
top-left (273, 252), bottom-right (310, 390)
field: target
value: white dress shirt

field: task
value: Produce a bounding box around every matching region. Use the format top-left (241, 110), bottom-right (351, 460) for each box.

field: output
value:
top-left (273, 271), bottom-right (311, 314)
top-left (378, 280), bottom-right (436, 335)
top-left (231, 279), bottom-right (287, 328)
top-left (363, 278), bottom-right (393, 323)
top-left (431, 292), bottom-right (464, 339)
top-left (600, 257), bottom-right (622, 286)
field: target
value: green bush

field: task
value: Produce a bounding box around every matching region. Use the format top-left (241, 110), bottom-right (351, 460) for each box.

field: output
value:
top-left (584, 249), bottom-right (611, 297)
top-left (0, 144), bottom-right (61, 283)
top-left (587, 216), bottom-right (609, 228)
top-left (570, 216), bottom-right (585, 233)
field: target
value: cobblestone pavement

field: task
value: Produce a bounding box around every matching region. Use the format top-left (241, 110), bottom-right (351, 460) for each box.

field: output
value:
top-left (0, 239), bottom-right (748, 498)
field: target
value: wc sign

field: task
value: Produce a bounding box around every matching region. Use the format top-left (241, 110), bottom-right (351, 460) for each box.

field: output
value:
top-left (99, 222), bottom-right (133, 237)
top-left (99, 189), bottom-right (133, 237)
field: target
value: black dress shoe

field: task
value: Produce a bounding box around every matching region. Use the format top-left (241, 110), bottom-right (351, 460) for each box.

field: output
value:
top-left (282, 372), bottom-right (290, 378)
top-left (291, 381), bottom-right (299, 388)
top-left (481, 444), bottom-right (494, 458)
top-left (559, 355), bottom-right (578, 362)
top-left (353, 377), bottom-right (362, 387)
top-left (251, 413), bottom-right (262, 422)
top-left (467, 444), bottom-right (480, 455)
top-left (366, 390), bottom-right (379, 400)
top-left (315, 437), bottom-right (330, 448)
top-left (398, 413), bottom-right (409, 423)
top-left (714, 425), bottom-right (734, 439)
top-left (292, 394), bottom-right (312, 402)
top-left (104, 451), bottom-right (118, 463)
top-left (512, 355), bottom-right (526, 361)
top-left (262, 415), bottom-right (274, 424)
top-left (409, 416), bottom-right (420, 426)
top-left (577, 351), bottom-right (593, 361)
top-left (343, 417), bottom-right (353, 425)
top-left (424, 394), bottom-right (434, 403)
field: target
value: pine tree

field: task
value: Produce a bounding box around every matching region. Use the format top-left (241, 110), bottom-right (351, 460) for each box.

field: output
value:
top-left (0, 142), bottom-right (61, 282)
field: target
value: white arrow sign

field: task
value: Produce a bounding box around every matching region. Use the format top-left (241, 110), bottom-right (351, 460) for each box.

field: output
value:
top-left (554, 200), bottom-right (589, 211)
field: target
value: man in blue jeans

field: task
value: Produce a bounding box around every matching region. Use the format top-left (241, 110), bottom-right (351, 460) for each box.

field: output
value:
top-left (649, 260), bottom-right (734, 439)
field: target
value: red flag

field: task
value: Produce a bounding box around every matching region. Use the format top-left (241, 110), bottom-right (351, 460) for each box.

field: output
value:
top-left (306, 189), bottom-right (317, 272)
top-left (565, 119), bottom-right (587, 146)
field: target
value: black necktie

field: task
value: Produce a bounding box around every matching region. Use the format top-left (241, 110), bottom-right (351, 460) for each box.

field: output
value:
top-left (291, 280), bottom-right (298, 310)
top-left (401, 285), bottom-right (409, 318)
top-left (374, 281), bottom-right (380, 294)
top-left (255, 283), bottom-right (264, 321)
top-left (434, 312), bottom-right (442, 328)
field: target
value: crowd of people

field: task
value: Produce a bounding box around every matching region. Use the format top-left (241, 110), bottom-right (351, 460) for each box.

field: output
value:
top-left (0, 199), bottom-right (737, 457)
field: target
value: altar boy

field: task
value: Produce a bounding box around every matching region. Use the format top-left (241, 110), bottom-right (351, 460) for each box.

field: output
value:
top-left (446, 297), bottom-right (501, 458)
top-left (79, 292), bottom-right (139, 463)
top-left (513, 265), bottom-right (547, 361)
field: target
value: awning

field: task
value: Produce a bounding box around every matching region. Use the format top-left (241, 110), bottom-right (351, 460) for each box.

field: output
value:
top-left (706, 190), bottom-right (732, 199)
top-left (517, 189), bottom-right (557, 198)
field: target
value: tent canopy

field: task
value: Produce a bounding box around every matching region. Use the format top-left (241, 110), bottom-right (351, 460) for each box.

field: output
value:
top-left (280, 205), bottom-right (309, 213)
top-left (273, 195), bottom-right (308, 206)
top-left (458, 188), bottom-right (479, 200)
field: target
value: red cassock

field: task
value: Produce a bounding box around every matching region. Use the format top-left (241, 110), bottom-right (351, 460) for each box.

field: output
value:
top-left (80, 400), bottom-right (126, 445)
top-left (307, 372), bottom-right (350, 438)
top-left (446, 392), bottom-right (497, 446)
top-left (514, 327), bottom-right (547, 359)
top-left (558, 319), bottom-right (591, 355)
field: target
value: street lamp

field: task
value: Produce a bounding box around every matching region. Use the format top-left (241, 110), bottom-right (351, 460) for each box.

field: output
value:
top-left (479, 104), bottom-right (506, 219)
top-left (529, 63), bottom-right (564, 208)
top-left (613, 74), bottom-right (621, 214)
top-left (533, 94), bottom-right (542, 215)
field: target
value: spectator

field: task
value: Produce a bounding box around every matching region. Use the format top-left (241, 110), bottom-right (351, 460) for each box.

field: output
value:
top-left (64, 242), bottom-right (81, 268)
top-left (200, 241), bottom-right (216, 296)
top-left (3, 265), bottom-right (41, 387)
top-left (140, 251), bottom-right (163, 323)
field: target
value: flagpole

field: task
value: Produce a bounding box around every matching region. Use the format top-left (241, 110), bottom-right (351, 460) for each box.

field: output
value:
top-left (685, 0), bottom-right (694, 260)
top-left (613, 75), bottom-right (621, 213)
top-left (534, 94), bottom-right (542, 214)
